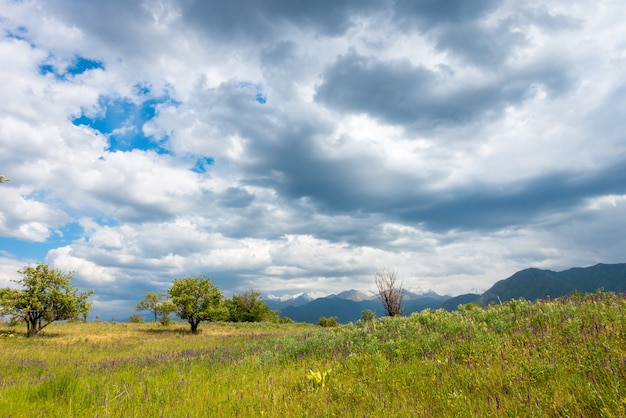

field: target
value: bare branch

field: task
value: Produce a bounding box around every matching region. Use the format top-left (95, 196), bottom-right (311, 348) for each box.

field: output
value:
top-left (374, 267), bottom-right (403, 316)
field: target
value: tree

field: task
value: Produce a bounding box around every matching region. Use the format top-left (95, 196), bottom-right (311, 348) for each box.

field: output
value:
top-left (0, 263), bottom-right (93, 336)
top-left (0, 174), bottom-right (8, 183)
top-left (225, 290), bottom-right (278, 322)
top-left (168, 276), bottom-right (228, 333)
top-left (374, 267), bottom-right (403, 317)
top-left (136, 292), bottom-right (166, 322)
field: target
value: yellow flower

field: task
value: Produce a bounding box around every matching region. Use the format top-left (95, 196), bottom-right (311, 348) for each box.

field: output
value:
top-left (307, 369), bottom-right (332, 388)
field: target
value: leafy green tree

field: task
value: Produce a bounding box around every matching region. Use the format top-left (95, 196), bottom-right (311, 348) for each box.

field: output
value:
top-left (168, 276), bottom-right (228, 333)
top-left (0, 174), bottom-right (8, 183)
top-left (136, 292), bottom-right (166, 322)
top-left (0, 263), bottom-right (93, 336)
top-left (225, 290), bottom-right (278, 322)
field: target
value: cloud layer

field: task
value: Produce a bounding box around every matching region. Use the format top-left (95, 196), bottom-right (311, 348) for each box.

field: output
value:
top-left (0, 0), bottom-right (625, 318)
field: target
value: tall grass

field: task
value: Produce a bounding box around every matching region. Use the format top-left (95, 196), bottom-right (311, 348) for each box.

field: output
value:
top-left (1, 291), bottom-right (625, 416)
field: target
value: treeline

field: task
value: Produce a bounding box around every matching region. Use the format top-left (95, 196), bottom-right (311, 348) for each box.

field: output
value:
top-left (0, 263), bottom-right (282, 336)
top-left (134, 275), bottom-right (281, 332)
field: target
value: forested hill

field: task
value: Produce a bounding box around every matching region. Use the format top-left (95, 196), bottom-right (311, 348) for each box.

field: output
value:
top-left (441, 263), bottom-right (626, 310)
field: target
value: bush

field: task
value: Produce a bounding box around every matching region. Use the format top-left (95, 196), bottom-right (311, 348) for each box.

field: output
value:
top-left (225, 290), bottom-right (278, 323)
top-left (128, 314), bottom-right (144, 323)
top-left (160, 313), bottom-right (173, 326)
top-left (360, 309), bottom-right (376, 322)
top-left (318, 316), bottom-right (339, 327)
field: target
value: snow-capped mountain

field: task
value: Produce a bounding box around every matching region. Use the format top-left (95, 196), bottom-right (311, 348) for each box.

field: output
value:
top-left (264, 292), bottom-right (327, 310)
top-left (264, 288), bottom-right (451, 322)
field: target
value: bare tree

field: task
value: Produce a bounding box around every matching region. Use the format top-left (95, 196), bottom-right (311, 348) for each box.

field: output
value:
top-left (374, 267), bottom-right (403, 316)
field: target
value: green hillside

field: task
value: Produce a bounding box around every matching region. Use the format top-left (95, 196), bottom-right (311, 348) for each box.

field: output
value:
top-left (443, 263), bottom-right (626, 310)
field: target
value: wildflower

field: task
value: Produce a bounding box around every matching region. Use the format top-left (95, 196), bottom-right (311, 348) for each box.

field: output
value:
top-left (307, 369), bottom-right (332, 388)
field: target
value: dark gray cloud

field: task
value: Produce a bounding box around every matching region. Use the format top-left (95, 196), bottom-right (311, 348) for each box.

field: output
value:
top-left (390, 1), bottom-right (581, 69)
top-left (260, 40), bottom-right (297, 66)
top-left (42, 0), bottom-right (152, 55)
top-left (245, 127), bottom-right (626, 234)
top-left (315, 52), bottom-right (574, 129)
top-left (180, 0), bottom-right (381, 40)
top-left (218, 187), bottom-right (255, 208)
top-left (435, 22), bottom-right (528, 67)
top-left (392, 0), bottom-right (501, 29)
top-left (392, 159), bottom-right (626, 231)
top-left (234, 112), bottom-right (426, 215)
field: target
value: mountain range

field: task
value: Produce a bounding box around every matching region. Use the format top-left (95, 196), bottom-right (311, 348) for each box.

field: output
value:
top-left (265, 289), bottom-right (448, 324)
top-left (440, 262), bottom-right (626, 310)
top-left (265, 263), bottom-right (626, 323)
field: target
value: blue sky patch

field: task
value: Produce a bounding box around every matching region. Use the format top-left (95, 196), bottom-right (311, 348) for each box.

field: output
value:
top-left (39, 64), bottom-right (55, 76)
top-left (0, 237), bottom-right (54, 261)
top-left (256, 92), bottom-right (267, 104)
top-left (134, 83), bottom-right (151, 95)
top-left (191, 157), bottom-right (215, 173)
top-left (72, 92), bottom-right (177, 154)
top-left (66, 56), bottom-right (104, 75)
top-left (38, 54), bottom-right (104, 79)
top-left (0, 222), bottom-right (84, 261)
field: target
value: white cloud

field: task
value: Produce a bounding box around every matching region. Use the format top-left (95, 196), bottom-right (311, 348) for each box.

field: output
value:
top-left (0, 190), bottom-right (68, 242)
top-left (0, 256), bottom-right (23, 288)
top-left (48, 246), bottom-right (116, 284)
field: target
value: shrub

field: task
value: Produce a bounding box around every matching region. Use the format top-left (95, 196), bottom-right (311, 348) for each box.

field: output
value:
top-left (360, 309), bottom-right (376, 322)
top-left (160, 313), bottom-right (173, 326)
top-left (128, 314), bottom-right (144, 323)
top-left (225, 290), bottom-right (278, 322)
top-left (318, 316), bottom-right (339, 327)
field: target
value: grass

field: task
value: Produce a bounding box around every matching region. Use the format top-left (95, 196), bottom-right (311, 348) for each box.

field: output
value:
top-left (1, 291), bottom-right (626, 416)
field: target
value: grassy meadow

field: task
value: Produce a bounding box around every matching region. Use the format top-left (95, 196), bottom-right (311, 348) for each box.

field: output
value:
top-left (1, 291), bottom-right (626, 417)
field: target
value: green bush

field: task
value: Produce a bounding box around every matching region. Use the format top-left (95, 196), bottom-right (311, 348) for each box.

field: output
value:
top-left (160, 312), bottom-right (173, 326)
top-left (360, 309), bottom-right (376, 322)
top-left (225, 290), bottom-right (278, 323)
top-left (318, 316), bottom-right (339, 327)
top-left (128, 314), bottom-right (144, 323)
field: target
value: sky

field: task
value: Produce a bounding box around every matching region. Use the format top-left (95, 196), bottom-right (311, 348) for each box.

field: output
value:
top-left (0, 0), bottom-right (625, 320)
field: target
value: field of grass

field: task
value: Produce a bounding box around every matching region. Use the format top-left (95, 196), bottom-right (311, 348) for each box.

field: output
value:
top-left (1, 291), bottom-right (626, 417)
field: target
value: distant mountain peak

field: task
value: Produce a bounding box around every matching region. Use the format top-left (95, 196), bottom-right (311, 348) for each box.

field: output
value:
top-left (263, 291), bottom-right (328, 310)
top-left (329, 289), bottom-right (371, 301)
top-left (265, 291), bottom-right (326, 302)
